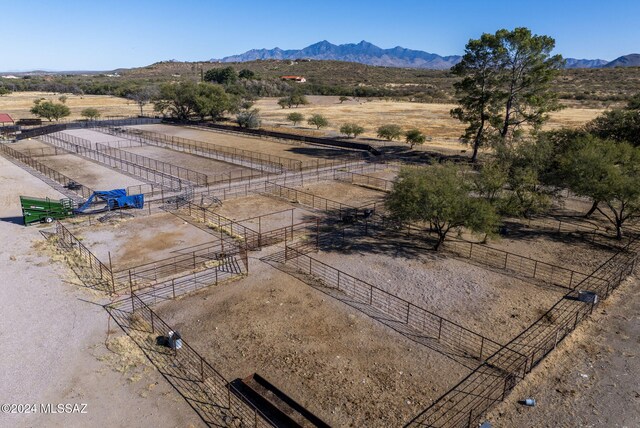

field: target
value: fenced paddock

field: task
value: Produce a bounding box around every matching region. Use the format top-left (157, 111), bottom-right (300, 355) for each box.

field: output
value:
top-left (104, 126), bottom-right (293, 173)
top-left (75, 211), bottom-right (220, 273)
top-left (106, 294), bottom-right (275, 427)
top-left (40, 132), bottom-right (187, 190)
top-left (114, 143), bottom-right (258, 185)
top-left (287, 236), bottom-right (567, 345)
top-left (0, 142), bottom-right (94, 199)
top-left (129, 122), bottom-right (368, 167)
top-left (409, 235), bottom-right (639, 428)
top-left (151, 260), bottom-right (471, 427)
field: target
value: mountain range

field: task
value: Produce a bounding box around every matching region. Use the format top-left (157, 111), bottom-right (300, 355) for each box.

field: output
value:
top-left (214, 40), bottom-right (639, 70)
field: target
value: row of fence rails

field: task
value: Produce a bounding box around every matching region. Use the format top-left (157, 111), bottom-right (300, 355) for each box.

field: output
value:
top-left (262, 181), bottom-right (360, 218)
top-left (104, 125), bottom-right (296, 173)
top-left (17, 146), bottom-right (68, 157)
top-left (282, 245), bottom-right (518, 368)
top-left (0, 142), bottom-right (94, 199)
top-left (405, 234), bottom-right (640, 428)
top-left (258, 219), bottom-right (319, 249)
top-left (179, 201), bottom-right (261, 249)
top-left (333, 169), bottom-right (394, 192)
top-left (443, 239), bottom-right (597, 291)
top-left (106, 294), bottom-right (275, 427)
top-left (132, 253), bottom-right (247, 306)
top-left (16, 118), bottom-right (162, 140)
top-left (42, 132), bottom-right (184, 191)
top-left (113, 238), bottom-right (244, 287)
top-left (95, 142), bottom-right (208, 186)
top-left (53, 221), bottom-right (117, 293)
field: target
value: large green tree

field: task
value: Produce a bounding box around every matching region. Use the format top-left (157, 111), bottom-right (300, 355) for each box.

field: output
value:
top-left (451, 27), bottom-right (564, 161)
top-left (386, 164), bottom-right (498, 250)
top-left (30, 100), bottom-right (70, 122)
top-left (204, 67), bottom-right (238, 85)
top-left (194, 83), bottom-right (236, 121)
top-left (153, 82), bottom-right (235, 121)
top-left (585, 96), bottom-right (640, 147)
top-left (558, 136), bottom-right (640, 238)
top-left (307, 114), bottom-right (329, 129)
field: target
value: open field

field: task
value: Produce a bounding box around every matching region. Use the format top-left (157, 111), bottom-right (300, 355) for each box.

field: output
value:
top-left (0, 91), bottom-right (143, 121)
top-left (154, 258), bottom-right (470, 427)
top-left (254, 96), bottom-right (605, 141)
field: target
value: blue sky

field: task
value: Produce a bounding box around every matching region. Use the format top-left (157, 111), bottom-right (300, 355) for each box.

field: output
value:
top-left (2, 0), bottom-right (639, 71)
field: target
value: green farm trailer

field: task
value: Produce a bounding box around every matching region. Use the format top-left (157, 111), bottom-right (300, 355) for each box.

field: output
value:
top-left (20, 196), bottom-right (74, 225)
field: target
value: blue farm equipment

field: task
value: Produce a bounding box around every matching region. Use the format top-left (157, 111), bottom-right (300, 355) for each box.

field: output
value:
top-left (74, 189), bottom-right (144, 214)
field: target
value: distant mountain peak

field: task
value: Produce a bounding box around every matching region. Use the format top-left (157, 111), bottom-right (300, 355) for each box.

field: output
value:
top-left (213, 40), bottom-right (631, 70)
top-left (214, 40), bottom-right (461, 70)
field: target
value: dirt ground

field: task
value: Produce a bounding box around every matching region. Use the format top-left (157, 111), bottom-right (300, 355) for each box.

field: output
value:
top-left (254, 96), bottom-right (604, 141)
top-left (34, 153), bottom-right (145, 190)
top-left (485, 274), bottom-right (640, 428)
top-left (311, 242), bottom-right (566, 345)
top-left (154, 253), bottom-right (470, 427)
top-left (0, 154), bottom-right (199, 428)
top-left (296, 181), bottom-right (387, 209)
top-left (0, 91), bottom-right (142, 121)
top-left (74, 211), bottom-right (217, 272)
top-left (132, 123), bottom-right (357, 161)
top-left (123, 144), bottom-right (254, 179)
top-left (482, 231), bottom-right (616, 275)
top-left (210, 194), bottom-right (317, 232)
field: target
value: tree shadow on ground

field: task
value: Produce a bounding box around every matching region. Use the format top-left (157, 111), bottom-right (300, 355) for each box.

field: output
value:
top-left (285, 146), bottom-right (370, 160)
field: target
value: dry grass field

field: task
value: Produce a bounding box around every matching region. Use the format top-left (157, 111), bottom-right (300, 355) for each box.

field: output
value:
top-left (254, 95), bottom-right (605, 140)
top-left (0, 91), bottom-right (143, 120)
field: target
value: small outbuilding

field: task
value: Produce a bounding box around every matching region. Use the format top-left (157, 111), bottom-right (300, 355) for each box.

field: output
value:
top-left (280, 75), bottom-right (307, 83)
top-left (0, 113), bottom-right (14, 126)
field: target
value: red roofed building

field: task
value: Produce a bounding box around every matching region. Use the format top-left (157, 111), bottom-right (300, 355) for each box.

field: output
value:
top-left (0, 113), bottom-right (14, 125)
top-left (280, 75), bottom-right (306, 83)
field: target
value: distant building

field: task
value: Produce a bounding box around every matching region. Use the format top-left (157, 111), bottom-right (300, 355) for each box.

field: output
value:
top-left (280, 75), bottom-right (306, 83)
top-left (0, 113), bottom-right (14, 126)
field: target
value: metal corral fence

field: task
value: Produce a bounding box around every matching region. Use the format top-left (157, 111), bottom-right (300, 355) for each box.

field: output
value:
top-left (16, 117), bottom-right (161, 140)
top-left (407, 235), bottom-right (640, 428)
top-left (95, 142), bottom-right (208, 186)
top-left (262, 181), bottom-right (377, 219)
top-left (53, 221), bottom-right (117, 293)
top-left (15, 146), bottom-right (68, 157)
top-left (333, 169), bottom-right (395, 192)
top-left (103, 126), bottom-right (292, 173)
top-left (443, 239), bottom-right (600, 290)
top-left (129, 252), bottom-right (248, 306)
top-left (174, 201), bottom-right (317, 251)
top-left (188, 121), bottom-right (382, 155)
top-left (41, 133), bottom-right (184, 191)
top-left (106, 294), bottom-right (276, 427)
top-left (0, 143), bottom-right (94, 199)
top-left (112, 239), bottom-right (246, 288)
top-left (282, 245), bottom-right (524, 369)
